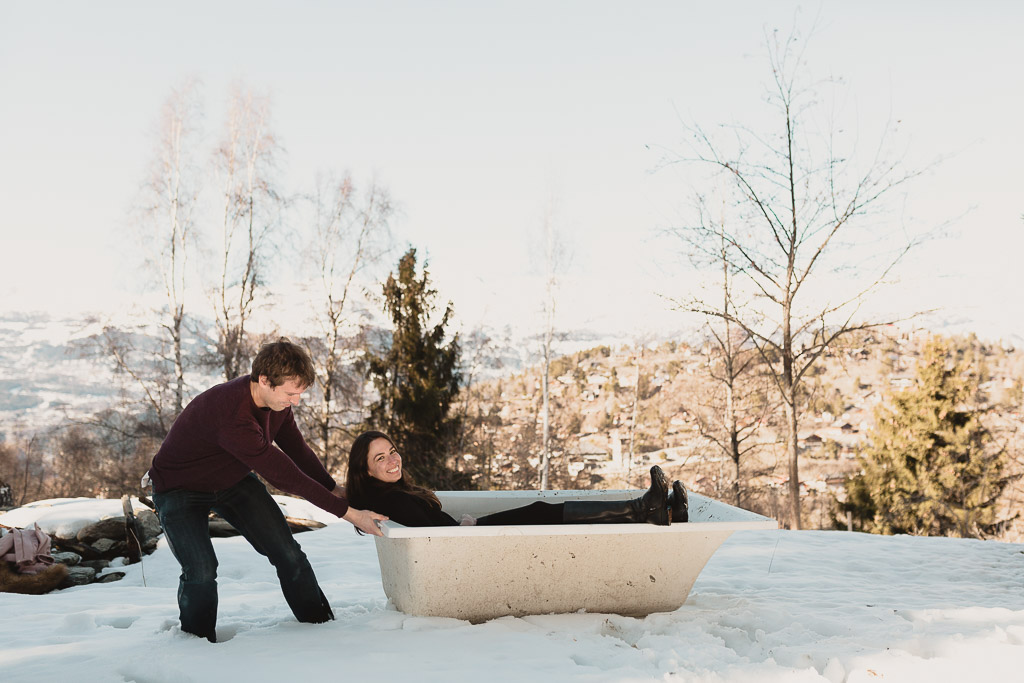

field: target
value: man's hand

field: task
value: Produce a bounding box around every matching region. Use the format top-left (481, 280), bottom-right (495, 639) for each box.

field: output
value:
top-left (343, 507), bottom-right (388, 536)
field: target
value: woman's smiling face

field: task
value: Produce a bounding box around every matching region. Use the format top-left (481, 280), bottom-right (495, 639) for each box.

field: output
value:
top-left (366, 437), bottom-right (402, 483)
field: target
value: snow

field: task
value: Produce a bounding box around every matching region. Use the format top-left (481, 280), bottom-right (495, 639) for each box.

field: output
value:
top-left (2, 499), bottom-right (1023, 681)
top-left (0, 497), bottom-right (154, 539)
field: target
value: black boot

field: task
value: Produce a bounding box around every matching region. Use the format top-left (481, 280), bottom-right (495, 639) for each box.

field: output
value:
top-left (562, 466), bottom-right (671, 525)
top-left (669, 480), bottom-right (689, 523)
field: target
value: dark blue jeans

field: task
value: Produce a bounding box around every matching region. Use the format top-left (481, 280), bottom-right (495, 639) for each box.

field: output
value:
top-left (153, 474), bottom-right (334, 642)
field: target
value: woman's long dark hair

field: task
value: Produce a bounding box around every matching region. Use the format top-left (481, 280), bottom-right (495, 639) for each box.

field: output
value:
top-left (346, 430), bottom-right (442, 510)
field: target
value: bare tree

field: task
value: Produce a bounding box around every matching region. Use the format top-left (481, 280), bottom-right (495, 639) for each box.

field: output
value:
top-left (297, 172), bottom-right (392, 474)
top-left (136, 79), bottom-right (204, 414)
top-left (665, 27), bottom-right (925, 528)
top-left (0, 434), bottom-right (50, 506)
top-left (92, 325), bottom-right (176, 435)
top-left (451, 328), bottom-right (505, 474)
top-left (537, 199), bottom-right (567, 490)
top-left (210, 84), bottom-right (282, 381)
top-left (50, 426), bottom-right (102, 498)
top-left (0, 441), bottom-right (21, 506)
top-left (66, 82), bottom-right (203, 466)
top-left (0, 478), bottom-right (11, 508)
top-left (686, 220), bottom-right (777, 507)
top-left (625, 340), bottom-right (652, 488)
top-left (690, 328), bottom-right (777, 507)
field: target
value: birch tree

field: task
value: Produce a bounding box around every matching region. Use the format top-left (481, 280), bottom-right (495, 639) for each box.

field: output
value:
top-left (537, 200), bottom-right (567, 490)
top-left (684, 213), bottom-right (777, 507)
top-left (135, 78), bottom-right (203, 417)
top-left (298, 173), bottom-right (392, 474)
top-left (210, 84), bottom-right (282, 381)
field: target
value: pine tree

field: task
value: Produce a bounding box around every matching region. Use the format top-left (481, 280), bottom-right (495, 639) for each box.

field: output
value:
top-left (367, 248), bottom-right (466, 488)
top-left (842, 338), bottom-right (1014, 538)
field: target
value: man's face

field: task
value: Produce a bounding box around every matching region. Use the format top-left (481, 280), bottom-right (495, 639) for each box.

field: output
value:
top-left (254, 375), bottom-right (307, 411)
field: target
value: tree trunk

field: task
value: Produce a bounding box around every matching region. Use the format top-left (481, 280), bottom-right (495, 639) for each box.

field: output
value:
top-left (172, 310), bottom-right (185, 415)
top-left (540, 355), bottom-right (550, 490)
top-left (725, 371), bottom-right (741, 507)
top-left (733, 452), bottom-right (741, 508)
top-left (319, 383), bottom-right (332, 470)
top-left (784, 396), bottom-right (801, 529)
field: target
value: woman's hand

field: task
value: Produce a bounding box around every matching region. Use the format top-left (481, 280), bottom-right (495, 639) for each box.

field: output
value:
top-left (343, 507), bottom-right (389, 536)
top-left (460, 514), bottom-right (477, 526)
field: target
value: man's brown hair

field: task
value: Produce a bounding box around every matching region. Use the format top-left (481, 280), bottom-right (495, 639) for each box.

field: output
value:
top-left (250, 338), bottom-right (316, 388)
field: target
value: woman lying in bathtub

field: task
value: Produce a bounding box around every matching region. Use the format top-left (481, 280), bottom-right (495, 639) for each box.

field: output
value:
top-left (345, 430), bottom-right (688, 528)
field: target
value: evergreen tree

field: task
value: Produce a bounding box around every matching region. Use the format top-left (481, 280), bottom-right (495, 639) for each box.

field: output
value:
top-left (842, 338), bottom-right (1014, 538)
top-left (367, 248), bottom-right (466, 488)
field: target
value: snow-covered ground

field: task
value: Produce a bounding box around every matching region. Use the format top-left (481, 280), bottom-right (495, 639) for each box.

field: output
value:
top-left (2, 498), bottom-right (1023, 682)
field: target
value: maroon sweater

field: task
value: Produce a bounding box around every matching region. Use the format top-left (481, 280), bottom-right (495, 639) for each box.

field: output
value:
top-left (149, 375), bottom-right (349, 518)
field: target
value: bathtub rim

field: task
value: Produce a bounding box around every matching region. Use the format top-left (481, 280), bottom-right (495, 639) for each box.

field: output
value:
top-left (377, 518), bottom-right (779, 538)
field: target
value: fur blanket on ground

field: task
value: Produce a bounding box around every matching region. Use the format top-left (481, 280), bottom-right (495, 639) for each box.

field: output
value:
top-left (0, 560), bottom-right (68, 594)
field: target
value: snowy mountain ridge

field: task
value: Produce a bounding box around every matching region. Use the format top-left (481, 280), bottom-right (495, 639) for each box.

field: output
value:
top-left (1, 308), bottom-right (1019, 440)
top-left (0, 310), bottom-right (641, 438)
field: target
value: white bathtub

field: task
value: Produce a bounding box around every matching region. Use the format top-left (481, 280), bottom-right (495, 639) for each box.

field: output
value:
top-left (373, 488), bottom-right (777, 622)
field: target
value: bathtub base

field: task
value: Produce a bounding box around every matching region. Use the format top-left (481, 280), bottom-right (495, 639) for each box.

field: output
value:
top-left (373, 489), bottom-right (776, 622)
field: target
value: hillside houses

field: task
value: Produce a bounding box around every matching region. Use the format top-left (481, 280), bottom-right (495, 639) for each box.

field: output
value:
top-left (458, 331), bottom-right (1022, 532)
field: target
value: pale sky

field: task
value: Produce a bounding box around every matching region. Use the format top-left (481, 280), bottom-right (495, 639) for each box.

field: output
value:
top-left (1, 1), bottom-right (1022, 343)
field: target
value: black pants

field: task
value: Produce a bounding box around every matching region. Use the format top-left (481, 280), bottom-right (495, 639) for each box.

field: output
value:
top-left (475, 501), bottom-right (565, 525)
top-left (154, 474), bottom-right (334, 642)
